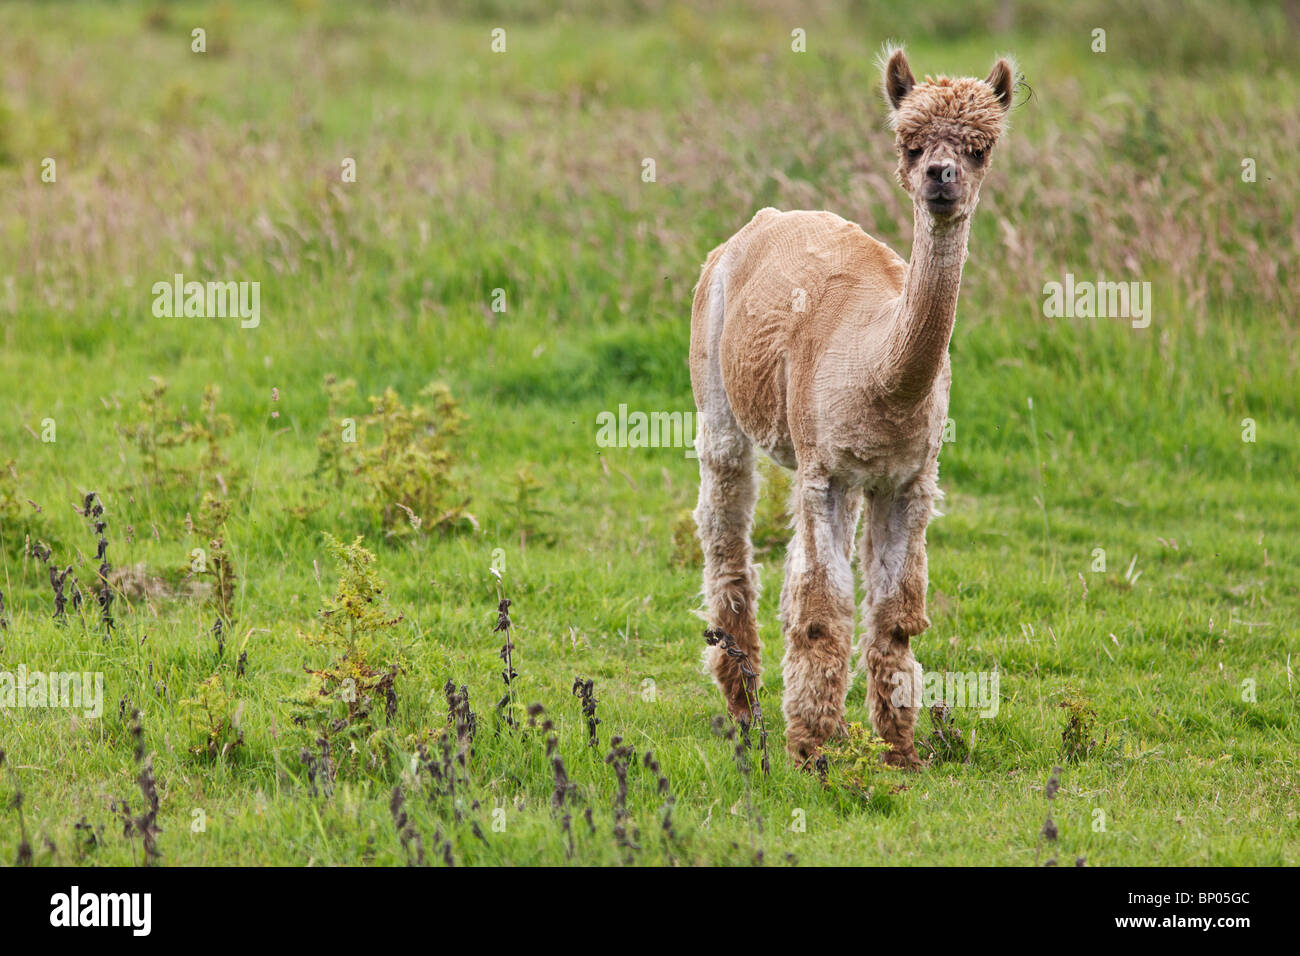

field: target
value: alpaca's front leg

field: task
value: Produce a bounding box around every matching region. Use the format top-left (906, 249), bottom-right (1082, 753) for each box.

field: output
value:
top-left (780, 469), bottom-right (856, 766)
top-left (694, 419), bottom-right (762, 727)
top-left (859, 474), bottom-right (936, 768)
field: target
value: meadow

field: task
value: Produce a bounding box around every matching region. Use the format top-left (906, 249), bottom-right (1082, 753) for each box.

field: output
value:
top-left (0, 0), bottom-right (1297, 866)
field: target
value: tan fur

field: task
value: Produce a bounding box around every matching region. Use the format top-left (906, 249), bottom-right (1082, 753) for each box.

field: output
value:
top-left (690, 48), bottom-right (1014, 767)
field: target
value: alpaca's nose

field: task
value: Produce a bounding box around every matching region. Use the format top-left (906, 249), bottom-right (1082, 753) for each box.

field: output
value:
top-left (926, 161), bottom-right (957, 183)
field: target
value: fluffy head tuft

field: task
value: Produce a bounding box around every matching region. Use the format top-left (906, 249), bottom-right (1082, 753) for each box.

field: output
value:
top-left (889, 74), bottom-right (1010, 152)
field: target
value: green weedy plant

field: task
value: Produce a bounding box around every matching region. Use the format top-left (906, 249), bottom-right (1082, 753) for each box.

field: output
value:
top-left (918, 702), bottom-right (973, 764)
top-left (503, 465), bottom-right (555, 549)
top-left (0, 459), bottom-right (51, 559)
top-left (185, 491), bottom-right (238, 625)
top-left (288, 534), bottom-right (404, 778)
top-left (314, 374), bottom-right (359, 490)
top-left (1057, 683), bottom-right (1108, 763)
top-left (0, 745), bottom-right (33, 865)
top-left (668, 508), bottom-right (699, 569)
top-left (188, 384), bottom-right (236, 491)
top-left (314, 377), bottom-right (473, 538)
top-left (119, 379), bottom-right (238, 495)
top-left (818, 722), bottom-right (904, 813)
top-left (179, 664), bottom-right (245, 760)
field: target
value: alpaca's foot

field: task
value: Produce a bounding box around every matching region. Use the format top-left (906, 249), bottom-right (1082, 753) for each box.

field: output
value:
top-left (722, 684), bottom-right (753, 731)
top-left (864, 634), bottom-right (924, 770)
top-left (785, 711), bottom-right (849, 769)
top-left (786, 731), bottom-right (824, 770)
top-left (708, 645), bottom-right (758, 729)
top-left (883, 742), bottom-right (924, 770)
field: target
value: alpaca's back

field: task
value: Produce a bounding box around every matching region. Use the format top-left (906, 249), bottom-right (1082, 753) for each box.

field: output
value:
top-left (689, 208), bottom-right (906, 460)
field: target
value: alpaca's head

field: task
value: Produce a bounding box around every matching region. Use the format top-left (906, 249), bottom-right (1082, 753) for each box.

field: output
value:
top-left (881, 46), bottom-right (1014, 224)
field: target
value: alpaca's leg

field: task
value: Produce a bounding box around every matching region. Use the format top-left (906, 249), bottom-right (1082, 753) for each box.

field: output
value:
top-left (694, 416), bottom-right (761, 726)
top-left (859, 471), bottom-right (936, 768)
top-left (780, 468), bottom-right (857, 766)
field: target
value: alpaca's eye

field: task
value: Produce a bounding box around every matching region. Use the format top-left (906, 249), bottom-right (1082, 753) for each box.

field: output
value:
top-left (970, 148), bottom-right (987, 163)
top-left (906, 146), bottom-right (923, 161)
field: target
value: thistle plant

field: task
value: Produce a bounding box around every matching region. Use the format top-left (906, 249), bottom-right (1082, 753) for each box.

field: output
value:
top-left (288, 534), bottom-right (404, 776)
top-left (571, 676), bottom-right (600, 748)
top-left (494, 597), bottom-right (517, 729)
top-left (705, 626), bottom-right (769, 774)
top-left (315, 378), bottom-right (472, 537)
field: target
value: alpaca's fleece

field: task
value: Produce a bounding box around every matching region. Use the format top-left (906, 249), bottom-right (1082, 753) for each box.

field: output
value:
top-left (689, 49), bottom-right (1016, 768)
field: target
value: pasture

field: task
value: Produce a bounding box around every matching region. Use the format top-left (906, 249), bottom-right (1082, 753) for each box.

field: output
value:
top-left (0, 0), bottom-right (1296, 866)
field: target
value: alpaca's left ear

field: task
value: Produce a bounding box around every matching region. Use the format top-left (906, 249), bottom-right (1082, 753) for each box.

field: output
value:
top-left (985, 58), bottom-right (1015, 110)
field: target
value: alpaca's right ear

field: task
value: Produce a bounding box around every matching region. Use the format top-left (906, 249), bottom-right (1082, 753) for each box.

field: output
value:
top-left (883, 48), bottom-right (915, 110)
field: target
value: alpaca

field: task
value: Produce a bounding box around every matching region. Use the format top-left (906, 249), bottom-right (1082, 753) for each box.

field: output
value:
top-left (689, 47), bottom-right (1014, 767)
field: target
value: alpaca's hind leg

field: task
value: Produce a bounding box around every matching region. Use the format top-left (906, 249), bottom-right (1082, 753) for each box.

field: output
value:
top-left (694, 417), bottom-right (761, 726)
top-left (859, 471), bottom-right (936, 768)
top-left (780, 468), bottom-right (856, 766)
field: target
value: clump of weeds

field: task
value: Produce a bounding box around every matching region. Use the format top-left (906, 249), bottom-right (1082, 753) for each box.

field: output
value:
top-left (642, 749), bottom-right (678, 862)
top-left (24, 492), bottom-right (118, 635)
top-left (389, 784), bottom-right (453, 866)
top-left (751, 458), bottom-right (793, 560)
top-left (0, 459), bottom-right (50, 559)
top-left (185, 492), bottom-right (238, 625)
top-left (528, 703), bottom-right (580, 859)
top-left (76, 492), bottom-right (114, 637)
top-left (503, 465), bottom-right (555, 550)
top-left (493, 596), bottom-right (518, 730)
top-left (288, 534), bottom-right (404, 779)
top-left (178, 620), bottom-right (247, 761)
top-left (670, 459), bottom-right (790, 568)
top-left (443, 680), bottom-right (477, 770)
top-left (606, 735), bottom-right (640, 862)
top-left (119, 378), bottom-right (237, 495)
top-left (389, 784), bottom-right (425, 865)
top-left (1, 745), bottom-right (33, 865)
top-left (314, 376), bottom-right (474, 538)
top-left (668, 508), bottom-right (700, 568)
top-left (918, 702), bottom-right (973, 764)
top-left (26, 537), bottom-right (82, 622)
top-left (818, 722), bottom-right (904, 814)
top-left (1057, 683), bottom-right (1109, 763)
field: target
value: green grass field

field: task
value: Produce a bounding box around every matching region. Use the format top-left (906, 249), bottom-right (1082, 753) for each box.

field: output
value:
top-left (0, 0), bottom-right (1297, 866)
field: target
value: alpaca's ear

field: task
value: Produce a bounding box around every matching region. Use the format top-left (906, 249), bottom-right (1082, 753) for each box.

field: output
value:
top-left (883, 48), bottom-right (915, 110)
top-left (985, 58), bottom-right (1015, 110)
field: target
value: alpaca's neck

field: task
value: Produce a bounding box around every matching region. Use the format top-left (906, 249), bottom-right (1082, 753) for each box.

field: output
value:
top-left (881, 207), bottom-right (971, 401)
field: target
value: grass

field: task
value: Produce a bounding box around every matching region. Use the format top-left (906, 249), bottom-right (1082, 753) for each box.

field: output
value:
top-left (0, 0), bottom-right (1296, 866)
